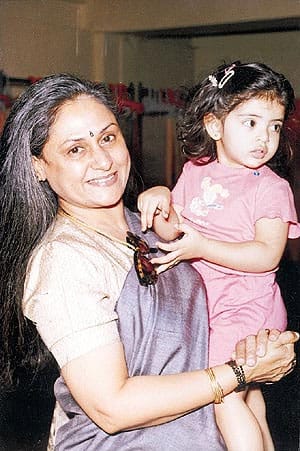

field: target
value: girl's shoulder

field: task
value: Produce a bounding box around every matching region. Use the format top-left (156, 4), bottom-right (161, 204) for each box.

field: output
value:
top-left (182, 158), bottom-right (215, 174)
top-left (258, 166), bottom-right (291, 189)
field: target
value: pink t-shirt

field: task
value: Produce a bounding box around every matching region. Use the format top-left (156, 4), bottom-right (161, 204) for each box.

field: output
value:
top-left (172, 160), bottom-right (300, 364)
top-left (172, 160), bottom-right (300, 272)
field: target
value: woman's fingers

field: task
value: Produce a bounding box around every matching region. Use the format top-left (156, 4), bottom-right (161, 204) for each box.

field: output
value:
top-left (234, 334), bottom-right (259, 366)
top-left (233, 329), bottom-right (299, 369)
top-left (275, 330), bottom-right (299, 346)
top-left (267, 329), bottom-right (281, 341)
top-left (255, 329), bottom-right (274, 357)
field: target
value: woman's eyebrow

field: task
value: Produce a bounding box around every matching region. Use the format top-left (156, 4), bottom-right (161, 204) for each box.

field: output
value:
top-left (61, 122), bottom-right (118, 145)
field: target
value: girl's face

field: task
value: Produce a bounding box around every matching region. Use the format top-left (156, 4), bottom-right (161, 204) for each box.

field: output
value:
top-left (32, 95), bottom-right (131, 213)
top-left (210, 97), bottom-right (285, 169)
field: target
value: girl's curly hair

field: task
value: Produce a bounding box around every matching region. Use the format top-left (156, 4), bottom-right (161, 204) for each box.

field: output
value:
top-left (177, 61), bottom-right (295, 179)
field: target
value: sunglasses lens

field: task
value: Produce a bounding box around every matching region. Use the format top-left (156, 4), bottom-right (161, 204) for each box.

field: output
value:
top-left (134, 252), bottom-right (158, 286)
top-left (137, 240), bottom-right (150, 254)
top-left (139, 255), bottom-right (154, 272)
top-left (127, 232), bottom-right (150, 254)
top-left (127, 231), bottom-right (158, 286)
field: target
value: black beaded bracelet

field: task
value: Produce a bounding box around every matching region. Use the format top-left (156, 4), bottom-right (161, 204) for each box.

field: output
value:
top-left (226, 360), bottom-right (247, 392)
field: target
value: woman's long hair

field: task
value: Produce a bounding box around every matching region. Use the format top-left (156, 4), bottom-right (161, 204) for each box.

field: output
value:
top-left (0, 73), bottom-right (137, 386)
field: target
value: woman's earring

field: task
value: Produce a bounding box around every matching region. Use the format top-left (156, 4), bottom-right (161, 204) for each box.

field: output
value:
top-left (35, 173), bottom-right (46, 182)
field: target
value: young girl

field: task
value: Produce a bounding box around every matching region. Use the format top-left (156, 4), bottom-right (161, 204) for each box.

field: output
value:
top-left (138, 61), bottom-right (300, 451)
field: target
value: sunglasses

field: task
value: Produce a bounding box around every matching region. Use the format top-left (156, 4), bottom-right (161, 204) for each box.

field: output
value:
top-left (126, 231), bottom-right (158, 287)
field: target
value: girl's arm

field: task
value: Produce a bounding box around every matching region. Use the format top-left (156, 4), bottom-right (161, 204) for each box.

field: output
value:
top-left (61, 331), bottom-right (297, 434)
top-left (151, 217), bottom-right (289, 273)
top-left (138, 186), bottom-right (182, 241)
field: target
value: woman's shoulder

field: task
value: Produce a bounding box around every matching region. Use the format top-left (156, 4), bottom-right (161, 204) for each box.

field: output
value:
top-left (25, 214), bottom-right (133, 298)
top-left (28, 217), bottom-right (94, 270)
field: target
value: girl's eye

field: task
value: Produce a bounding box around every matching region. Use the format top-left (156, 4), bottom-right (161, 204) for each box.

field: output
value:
top-left (244, 119), bottom-right (256, 128)
top-left (270, 123), bottom-right (282, 133)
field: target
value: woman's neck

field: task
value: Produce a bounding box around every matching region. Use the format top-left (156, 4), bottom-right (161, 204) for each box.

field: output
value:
top-left (58, 202), bottom-right (129, 241)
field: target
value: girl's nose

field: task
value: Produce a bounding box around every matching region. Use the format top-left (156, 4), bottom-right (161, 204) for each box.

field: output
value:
top-left (256, 128), bottom-right (269, 143)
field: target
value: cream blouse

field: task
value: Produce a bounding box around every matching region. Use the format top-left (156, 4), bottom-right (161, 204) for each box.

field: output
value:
top-left (23, 214), bottom-right (133, 368)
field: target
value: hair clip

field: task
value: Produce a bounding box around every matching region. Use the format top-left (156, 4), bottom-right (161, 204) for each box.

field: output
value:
top-left (208, 75), bottom-right (218, 87)
top-left (218, 64), bottom-right (236, 88)
top-left (209, 64), bottom-right (236, 89)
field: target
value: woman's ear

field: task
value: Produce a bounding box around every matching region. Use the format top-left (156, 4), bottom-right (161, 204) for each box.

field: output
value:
top-left (203, 113), bottom-right (222, 141)
top-left (32, 156), bottom-right (47, 182)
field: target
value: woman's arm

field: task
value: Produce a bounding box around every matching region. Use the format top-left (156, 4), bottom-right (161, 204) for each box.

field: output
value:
top-left (61, 330), bottom-right (298, 434)
top-left (151, 217), bottom-right (289, 273)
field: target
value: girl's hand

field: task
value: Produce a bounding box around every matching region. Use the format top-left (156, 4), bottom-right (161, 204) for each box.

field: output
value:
top-left (242, 330), bottom-right (298, 384)
top-left (137, 187), bottom-right (171, 232)
top-left (152, 223), bottom-right (207, 274)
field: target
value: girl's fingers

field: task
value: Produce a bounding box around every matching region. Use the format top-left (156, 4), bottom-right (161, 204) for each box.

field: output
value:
top-left (155, 241), bottom-right (180, 253)
top-left (156, 262), bottom-right (175, 274)
top-left (151, 251), bottom-right (179, 266)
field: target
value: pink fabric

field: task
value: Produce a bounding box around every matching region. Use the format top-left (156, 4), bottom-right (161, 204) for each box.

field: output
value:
top-left (172, 160), bottom-right (300, 365)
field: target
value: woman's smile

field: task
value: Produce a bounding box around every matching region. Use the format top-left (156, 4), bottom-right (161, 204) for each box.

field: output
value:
top-left (32, 95), bottom-right (131, 214)
top-left (86, 171), bottom-right (118, 186)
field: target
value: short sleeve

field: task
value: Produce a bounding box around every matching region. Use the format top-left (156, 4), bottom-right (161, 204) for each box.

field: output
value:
top-left (254, 177), bottom-right (300, 239)
top-left (23, 240), bottom-right (121, 368)
top-left (171, 162), bottom-right (189, 207)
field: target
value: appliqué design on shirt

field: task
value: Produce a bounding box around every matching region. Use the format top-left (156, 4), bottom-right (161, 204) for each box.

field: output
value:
top-left (189, 176), bottom-right (229, 217)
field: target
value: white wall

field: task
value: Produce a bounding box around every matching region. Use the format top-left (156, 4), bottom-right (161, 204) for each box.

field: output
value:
top-left (192, 31), bottom-right (300, 96)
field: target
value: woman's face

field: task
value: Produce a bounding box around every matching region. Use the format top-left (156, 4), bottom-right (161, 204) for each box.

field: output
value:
top-left (33, 95), bottom-right (131, 212)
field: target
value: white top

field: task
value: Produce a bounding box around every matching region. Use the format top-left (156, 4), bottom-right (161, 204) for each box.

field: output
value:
top-left (23, 214), bottom-right (133, 368)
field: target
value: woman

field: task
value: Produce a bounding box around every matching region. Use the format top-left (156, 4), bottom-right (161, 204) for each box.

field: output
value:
top-left (0, 74), bottom-right (297, 450)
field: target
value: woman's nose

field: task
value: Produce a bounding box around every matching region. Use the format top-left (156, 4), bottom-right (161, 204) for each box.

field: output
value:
top-left (90, 146), bottom-right (113, 170)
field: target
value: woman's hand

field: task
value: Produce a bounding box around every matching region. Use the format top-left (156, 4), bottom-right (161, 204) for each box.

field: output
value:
top-left (233, 328), bottom-right (283, 366)
top-left (241, 330), bottom-right (298, 384)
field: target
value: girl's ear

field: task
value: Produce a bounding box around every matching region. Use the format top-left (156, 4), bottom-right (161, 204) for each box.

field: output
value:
top-left (32, 156), bottom-right (47, 182)
top-left (203, 113), bottom-right (222, 141)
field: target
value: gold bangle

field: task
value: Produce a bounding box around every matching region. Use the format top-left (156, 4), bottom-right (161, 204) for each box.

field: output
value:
top-left (205, 367), bottom-right (224, 404)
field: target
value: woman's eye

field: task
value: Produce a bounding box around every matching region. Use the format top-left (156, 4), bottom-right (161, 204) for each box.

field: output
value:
top-left (101, 134), bottom-right (115, 145)
top-left (68, 146), bottom-right (84, 156)
top-left (244, 119), bottom-right (256, 128)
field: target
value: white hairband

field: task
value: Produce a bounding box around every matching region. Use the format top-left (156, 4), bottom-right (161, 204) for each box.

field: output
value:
top-left (209, 64), bottom-right (236, 89)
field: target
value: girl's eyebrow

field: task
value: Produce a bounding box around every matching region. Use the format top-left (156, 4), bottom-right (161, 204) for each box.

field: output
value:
top-left (61, 122), bottom-right (118, 145)
top-left (238, 113), bottom-right (284, 122)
